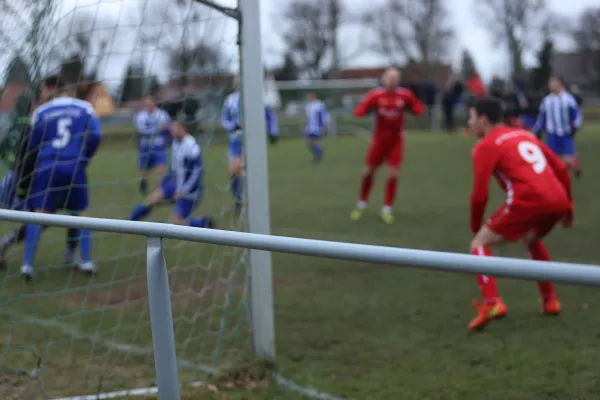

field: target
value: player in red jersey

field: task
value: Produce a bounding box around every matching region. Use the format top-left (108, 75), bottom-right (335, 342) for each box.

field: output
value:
top-left (467, 97), bottom-right (573, 331)
top-left (350, 68), bottom-right (424, 224)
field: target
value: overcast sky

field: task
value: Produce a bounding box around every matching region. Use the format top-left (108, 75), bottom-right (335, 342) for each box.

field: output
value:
top-left (9, 0), bottom-right (600, 88)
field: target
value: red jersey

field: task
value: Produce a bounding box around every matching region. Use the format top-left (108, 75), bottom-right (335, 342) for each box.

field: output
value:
top-left (354, 87), bottom-right (424, 141)
top-left (470, 125), bottom-right (572, 232)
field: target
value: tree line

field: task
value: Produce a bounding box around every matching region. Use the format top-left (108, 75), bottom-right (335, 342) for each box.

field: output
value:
top-left (2, 0), bottom-right (600, 101)
top-left (273, 0), bottom-right (600, 93)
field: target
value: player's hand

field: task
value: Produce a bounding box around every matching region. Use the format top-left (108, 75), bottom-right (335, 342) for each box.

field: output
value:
top-left (570, 127), bottom-right (577, 137)
top-left (561, 207), bottom-right (574, 228)
top-left (234, 124), bottom-right (243, 130)
top-left (174, 191), bottom-right (182, 200)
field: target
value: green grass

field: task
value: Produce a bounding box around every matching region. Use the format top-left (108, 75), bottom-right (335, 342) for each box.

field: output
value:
top-left (2, 128), bottom-right (600, 399)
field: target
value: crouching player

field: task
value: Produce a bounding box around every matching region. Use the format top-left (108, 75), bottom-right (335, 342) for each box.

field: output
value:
top-left (129, 120), bottom-right (214, 228)
top-left (467, 97), bottom-right (572, 331)
top-left (21, 79), bottom-right (102, 281)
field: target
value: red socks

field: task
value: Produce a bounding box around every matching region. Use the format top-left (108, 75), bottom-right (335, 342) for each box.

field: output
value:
top-left (472, 246), bottom-right (500, 304)
top-left (384, 176), bottom-right (398, 207)
top-left (359, 173), bottom-right (374, 202)
top-left (572, 157), bottom-right (581, 174)
top-left (528, 241), bottom-right (557, 301)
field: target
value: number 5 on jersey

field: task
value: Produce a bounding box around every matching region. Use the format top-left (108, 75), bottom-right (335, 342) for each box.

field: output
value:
top-left (518, 141), bottom-right (546, 174)
top-left (53, 118), bottom-right (72, 149)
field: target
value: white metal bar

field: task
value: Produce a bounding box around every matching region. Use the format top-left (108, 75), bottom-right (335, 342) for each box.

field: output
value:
top-left (1, 210), bottom-right (600, 286)
top-left (239, 0), bottom-right (276, 361)
top-left (275, 79), bottom-right (379, 91)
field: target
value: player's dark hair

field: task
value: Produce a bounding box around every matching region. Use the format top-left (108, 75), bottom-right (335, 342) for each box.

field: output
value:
top-left (472, 97), bottom-right (504, 124)
top-left (43, 75), bottom-right (62, 89)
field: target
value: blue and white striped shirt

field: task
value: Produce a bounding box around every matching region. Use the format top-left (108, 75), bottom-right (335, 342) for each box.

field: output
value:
top-left (533, 92), bottom-right (582, 136)
top-left (134, 107), bottom-right (171, 148)
top-left (170, 135), bottom-right (203, 198)
top-left (220, 92), bottom-right (278, 137)
top-left (305, 100), bottom-right (329, 136)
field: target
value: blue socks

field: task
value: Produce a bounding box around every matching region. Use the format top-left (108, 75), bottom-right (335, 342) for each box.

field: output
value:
top-left (231, 175), bottom-right (242, 203)
top-left (130, 204), bottom-right (151, 221)
top-left (23, 224), bottom-right (43, 266)
top-left (189, 217), bottom-right (209, 228)
top-left (78, 229), bottom-right (92, 263)
top-left (311, 144), bottom-right (323, 161)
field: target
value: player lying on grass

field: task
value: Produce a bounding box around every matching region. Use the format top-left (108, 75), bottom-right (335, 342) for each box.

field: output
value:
top-left (304, 92), bottom-right (329, 163)
top-left (221, 81), bottom-right (278, 213)
top-left (467, 97), bottom-right (573, 331)
top-left (533, 76), bottom-right (583, 177)
top-left (350, 67), bottom-right (424, 224)
top-left (20, 76), bottom-right (103, 281)
top-left (134, 94), bottom-right (171, 195)
top-left (129, 120), bottom-right (214, 228)
top-left (0, 83), bottom-right (78, 270)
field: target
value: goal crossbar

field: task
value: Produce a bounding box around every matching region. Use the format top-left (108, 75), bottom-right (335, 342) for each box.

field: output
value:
top-left (2, 208), bottom-right (600, 400)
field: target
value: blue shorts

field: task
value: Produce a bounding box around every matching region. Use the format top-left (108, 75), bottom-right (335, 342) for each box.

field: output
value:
top-left (228, 136), bottom-right (243, 159)
top-left (305, 130), bottom-right (323, 140)
top-left (547, 133), bottom-right (576, 156)
top-left (28, 163), bottom-right (89, 212)
top-left (138, 148), bottom-right (168, 170)
top-left (160, 176), bottom-right (203, 220)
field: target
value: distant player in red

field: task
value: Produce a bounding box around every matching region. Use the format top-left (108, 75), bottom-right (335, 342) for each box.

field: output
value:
top-left (467, 97), bottom-right (573, 331)
top-left (350, 68), bottom-right (424, 224)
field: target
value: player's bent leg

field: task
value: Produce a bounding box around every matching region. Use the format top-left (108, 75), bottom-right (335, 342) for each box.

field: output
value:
top-left (523, 230), bottom-right (561, 316)
top-left (169, 198), bottom-right (215, 229)
top-left (229, 156), bottom-right (244, 211)
top-left (130, 187), bottom-right (166, 221)
top-left (71, 211), bottom-right (96, 275)
top-left (351, 166), bottom-right (378, 221)
top-left (468, 227), bottom-right (508, 331)
top-left (21, 209), bottom-right (53, 281)
top-left (306, 136), bottom-right (323, 163)
top-left (380, 165), bottom-right (400, 224)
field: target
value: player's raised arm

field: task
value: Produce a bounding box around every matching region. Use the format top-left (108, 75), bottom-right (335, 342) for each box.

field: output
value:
top-left (470, 143), bottom-right (500, 233)
top-left (566, 94), bottom-right (582, 134)
top-left (353, 89), bottom-right (378, 117)
top-left (407, 90), bottom-right (425, 116)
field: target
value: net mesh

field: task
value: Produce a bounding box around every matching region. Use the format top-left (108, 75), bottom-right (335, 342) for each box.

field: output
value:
top-left (0, 0), bottom-right (252, 398)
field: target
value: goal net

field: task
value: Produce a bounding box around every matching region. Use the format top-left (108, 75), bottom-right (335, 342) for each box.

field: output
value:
top-left (0, 0), bottom-right (253, 398)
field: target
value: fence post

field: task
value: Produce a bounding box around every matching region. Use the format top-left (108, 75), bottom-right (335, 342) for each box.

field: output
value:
top-left (146, 237), bottom-right (181, 400)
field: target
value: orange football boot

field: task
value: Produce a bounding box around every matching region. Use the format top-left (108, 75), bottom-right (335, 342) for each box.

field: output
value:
top-left (468, 299), bottom-right (508, 331)
top-left (542, 297), bottom-right (561, 316)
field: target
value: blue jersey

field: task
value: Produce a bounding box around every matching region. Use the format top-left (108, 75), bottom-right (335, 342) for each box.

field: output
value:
top-left (29, 97), bottom-right (102, 167)
top-left (533, 92), bottom-right (582, 137)
top-left (134, 107), bottom-right (171, 150)
top-left (305, 100), bottom-right (329, 137)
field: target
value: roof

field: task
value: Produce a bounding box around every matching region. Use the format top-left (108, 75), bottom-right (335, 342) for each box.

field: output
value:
top-left (340, 62), bottom-right (454, 88)
top-left (0, 83), bottom-right (26, 111)
top-left (158, 74), bottom-right (235, 101)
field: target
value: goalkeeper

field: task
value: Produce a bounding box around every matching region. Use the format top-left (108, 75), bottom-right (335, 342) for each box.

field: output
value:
top-left (0, 85), bottom-right (79, 269)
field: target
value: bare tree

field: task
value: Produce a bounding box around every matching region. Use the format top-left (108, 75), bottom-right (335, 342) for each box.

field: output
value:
top-left (279, 0), bottom-right (363, 79)
top-left (136, 0), bottom-right (228, 89)
top-left (47, 10), bottom-right (114, 84)
top-left (571, 8), bottom-right (600, 93)
top-left (364, 0), bottom-right (454, 77)
top-left (473, 0), bottom-right (558, 77)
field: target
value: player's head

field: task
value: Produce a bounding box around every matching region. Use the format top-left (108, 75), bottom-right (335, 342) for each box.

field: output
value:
top-left (306, 91), bottom-right (317, 101)
top-left (143, 94), bottom-right (156, 111)
top-left (40, 75), bottom-right (62, 101)
top-left (171, 120), bottom-right (189, 140)
top-left (469, 97), bottom-right (504, 137)
top-left (548, 76), bottom-right (565, 94)
top-left (381, 67), bottom-right (400, 91)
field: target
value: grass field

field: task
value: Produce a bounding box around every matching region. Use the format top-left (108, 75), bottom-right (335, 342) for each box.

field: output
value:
top-left (2, 127), bottom-right (600, 400)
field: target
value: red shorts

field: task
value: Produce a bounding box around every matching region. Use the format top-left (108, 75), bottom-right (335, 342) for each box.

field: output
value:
top-left (486, 204), bottom-right (568, 242)
top-left (365, 140), bottom-right (404, 168)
